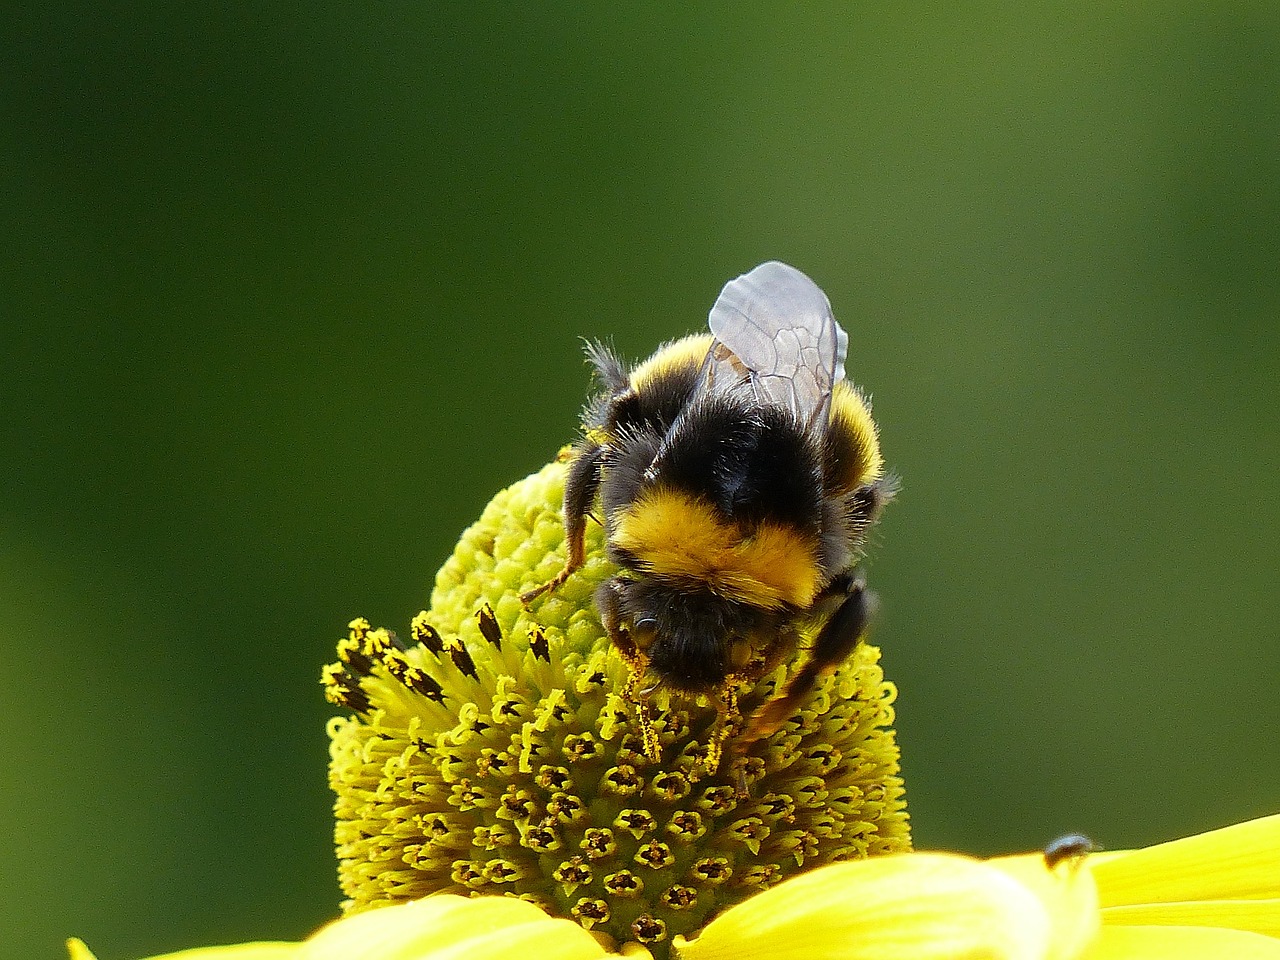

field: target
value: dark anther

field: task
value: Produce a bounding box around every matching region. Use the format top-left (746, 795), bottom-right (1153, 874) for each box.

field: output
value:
top-left (477, 605), bottom-right (502, 648)
top-left (448, 643), bottom-right (478, 680)
top-left (530, 625), bottom-right (551, 662)
top-left (411, 616), bottom-right (445, 654)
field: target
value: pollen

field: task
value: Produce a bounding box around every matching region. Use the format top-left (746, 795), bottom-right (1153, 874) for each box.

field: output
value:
top-left (325, 460), bottom-right (910, 958)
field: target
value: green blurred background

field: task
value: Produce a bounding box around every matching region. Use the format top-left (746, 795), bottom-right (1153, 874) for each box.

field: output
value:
top-left (5, 3), bottom-right (1279, 957)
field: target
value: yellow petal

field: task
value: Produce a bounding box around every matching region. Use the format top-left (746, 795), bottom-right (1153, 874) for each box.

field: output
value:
top-left (68, 938), bottom-right (297, 960)
top-left (674, 852), bottom-right (1090, 960)
top-left (1102, 899), bottom-right (1280, 938)
top-left (1092, 813), bottom-right (1280, 907)
top-left (1084, 924), bottom-right (1280, 960)
top-left (300, 896), bottom-right (610, 960)
top-left (988, 853), bottom-right (1100, 960)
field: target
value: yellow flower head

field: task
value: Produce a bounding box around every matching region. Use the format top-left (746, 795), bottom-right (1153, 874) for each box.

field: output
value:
top-left (68, 405), bottom-right (1280, 960)
top-left (323, 459), bottom-right (910, 954)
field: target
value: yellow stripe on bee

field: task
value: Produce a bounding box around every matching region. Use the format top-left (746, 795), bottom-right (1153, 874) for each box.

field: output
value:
top-left (829, 381), bottom-right (883, 491)
top-left (612, 488), bottom-right (822, 609)
top-left (629, 334), bottom-right (714, 390)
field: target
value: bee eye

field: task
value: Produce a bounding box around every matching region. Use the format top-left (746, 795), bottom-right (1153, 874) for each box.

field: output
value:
top-left (632, 617), bottom-right (658, 645)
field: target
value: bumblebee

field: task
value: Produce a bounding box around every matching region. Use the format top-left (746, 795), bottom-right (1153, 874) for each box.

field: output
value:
top-left (522, 261), bottom-right (892, 769)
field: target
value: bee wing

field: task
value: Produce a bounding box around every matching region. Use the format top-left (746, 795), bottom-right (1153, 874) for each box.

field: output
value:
top-left (704, 261), bottom-right (848, 430)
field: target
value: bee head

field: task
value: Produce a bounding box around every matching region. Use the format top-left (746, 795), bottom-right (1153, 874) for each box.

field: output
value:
top-left (620, 579), bottom-right (761, 693)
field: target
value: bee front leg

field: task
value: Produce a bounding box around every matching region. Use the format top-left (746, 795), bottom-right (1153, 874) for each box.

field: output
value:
top-left (704, 679), bottom-right (744, 776)
top-left (744, 573), bottom-right (875, 743)
top-left (596, 578), bottom-right (660, 762)
top-left (520, 441), bottom-right (606, 606)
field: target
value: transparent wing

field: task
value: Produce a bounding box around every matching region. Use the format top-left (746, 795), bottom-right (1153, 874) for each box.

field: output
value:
top-left (704, 260), bottom-right (848, 430)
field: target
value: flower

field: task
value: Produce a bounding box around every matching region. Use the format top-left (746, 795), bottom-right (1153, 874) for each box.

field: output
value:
top-left (323, 460), bottom-right (910, 954)
top-left (68, 457), bottom-right (1280, 959)
top-left (67, 813), bottom-right (1280, 959)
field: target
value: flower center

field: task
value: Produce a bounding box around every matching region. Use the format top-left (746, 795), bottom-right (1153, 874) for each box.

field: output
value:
top-left (324, 461), bottom-right (910, 956)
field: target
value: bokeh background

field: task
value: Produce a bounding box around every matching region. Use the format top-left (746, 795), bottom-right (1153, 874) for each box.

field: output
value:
top-left (6, 4), bottom-right (1279, 957)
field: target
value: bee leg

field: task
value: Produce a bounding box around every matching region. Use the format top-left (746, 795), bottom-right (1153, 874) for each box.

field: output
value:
top-left (719, 629), bottom-right (798, 773)
top-left (744, 574), bottom-right (875, 743)
top-left (519, 441), bottom-right (606, 606)
top-left (596, 578), bottom-right (661, 762)
top-left (624, 660), bottom-right (660, 763)
top-left (704, 679), bottom-right (743, 774)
